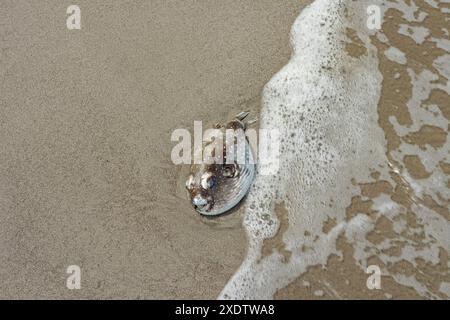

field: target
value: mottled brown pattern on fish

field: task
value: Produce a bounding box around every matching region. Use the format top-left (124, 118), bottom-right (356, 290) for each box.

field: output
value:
top-left (186, 112), bottom-right (255, 215)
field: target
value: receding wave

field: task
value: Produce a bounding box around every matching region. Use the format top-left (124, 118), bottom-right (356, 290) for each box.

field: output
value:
top-left (220, 0), bottom-right (450, 299)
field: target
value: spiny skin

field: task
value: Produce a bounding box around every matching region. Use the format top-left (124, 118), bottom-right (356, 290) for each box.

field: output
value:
top-left (186, 113), bottom-right (256, 216)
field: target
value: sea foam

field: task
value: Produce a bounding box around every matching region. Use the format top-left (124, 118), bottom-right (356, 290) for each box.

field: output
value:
top-left (220, 0), bottom-right (450, 299)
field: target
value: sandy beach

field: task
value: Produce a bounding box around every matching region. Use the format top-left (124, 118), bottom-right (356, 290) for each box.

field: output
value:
top-left (1, 0), bottom-right (449, 300)
top-left (0, 0), bottom-right (311, 298)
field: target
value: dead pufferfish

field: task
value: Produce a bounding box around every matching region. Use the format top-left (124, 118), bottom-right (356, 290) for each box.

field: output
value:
top-left (185, 112), bottom-right (256, 216)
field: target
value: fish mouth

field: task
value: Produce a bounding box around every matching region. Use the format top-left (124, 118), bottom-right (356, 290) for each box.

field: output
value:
top-left (191, 195), bottom-right (213, 212)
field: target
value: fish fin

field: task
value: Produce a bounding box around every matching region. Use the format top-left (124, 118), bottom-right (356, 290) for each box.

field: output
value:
top-left (236, 111), bottom-right (250, 121)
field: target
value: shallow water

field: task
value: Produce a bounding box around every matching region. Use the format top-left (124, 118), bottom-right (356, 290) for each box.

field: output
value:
top-left (222, 0), bottom-right (450, 299)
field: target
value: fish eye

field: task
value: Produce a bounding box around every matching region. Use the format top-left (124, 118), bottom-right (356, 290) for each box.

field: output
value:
top-left (201, 173), bottom-right (216, 190)
top-left (185, 175), bottom-right (194, 190)
top-left (223, 164), bottom-right (236, 178)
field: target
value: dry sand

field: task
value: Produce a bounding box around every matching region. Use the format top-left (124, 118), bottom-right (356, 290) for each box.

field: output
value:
top-left (0, 0), bottom-right (311, 298)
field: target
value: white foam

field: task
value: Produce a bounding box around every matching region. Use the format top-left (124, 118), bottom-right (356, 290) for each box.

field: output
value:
top-left (384, 46), bottom-right (407, 64)
top-left (398, 24), bottom-right (430, 44)
top-left (220, 0), bottom-right (450, 299)
top-left (219, 0), bottom-right (386, 299)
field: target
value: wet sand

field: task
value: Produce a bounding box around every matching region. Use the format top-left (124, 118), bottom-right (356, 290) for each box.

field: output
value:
top-left (0, 0), bottom-right (311, 298)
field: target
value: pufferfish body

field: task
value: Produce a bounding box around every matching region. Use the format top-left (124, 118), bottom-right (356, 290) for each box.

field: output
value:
top-left (185, 112), bottom-right (256, 216)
